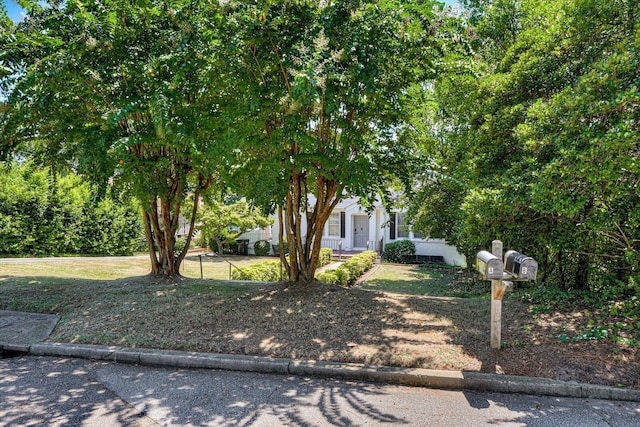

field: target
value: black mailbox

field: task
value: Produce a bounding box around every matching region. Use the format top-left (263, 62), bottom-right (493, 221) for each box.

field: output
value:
top-left (504, 250), bottom-right (538, 281)
top-left (476, 250), bottom-right (504, 280)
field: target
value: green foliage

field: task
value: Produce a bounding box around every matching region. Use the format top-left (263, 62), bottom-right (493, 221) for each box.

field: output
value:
top-left (317, 250), bottom-right (378, 287)
top-left (383, 240), bottom-right (416, 264)
top-left (1, 0), bottom-right (225, 274)
top-left (197, 198), bottom-right (273, 253)
top-left (217, 0), bottom-right (457, 281)
top-left (409, 0), bottom-right (640, 298)
top-left (1, 0), bottom-right (458, 281)
top-left (231, 261), bottom-right (281, 282)
top-left (0, 162), bottom-right (143, 256)
top-left (518, 278), bottom-right (640, 348)
top-left (318, 248), bottom-right (333, 268)
top-left (315, 271), bottom-right (339, 285)
top-left (253, 240), bottom-right (271, 256)
top-left (333, 268), bottom-right (350, 287)
top-left (520, 284), bottom-right (581, 314)
top-left (558, 327), bottom-right (610, 343)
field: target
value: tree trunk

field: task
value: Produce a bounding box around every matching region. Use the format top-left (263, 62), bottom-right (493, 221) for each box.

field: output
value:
top-left (277, 206), bottom-right (290, 279)
top-left (574, 252), bottom-right (590, 290)
top-left (141, 194), bottom-right (187, 276)
top-left (175, 186), bottom-right (202, 270)
top-left (282, 172), bottom-right (340, 283)
top-left (141, 207), bottom-right (160, 274)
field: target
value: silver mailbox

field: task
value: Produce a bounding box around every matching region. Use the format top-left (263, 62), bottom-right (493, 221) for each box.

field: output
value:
top-left (504, 250), bottom-right (538, 281)
top-left (476, 250), bottom-right (504, 280)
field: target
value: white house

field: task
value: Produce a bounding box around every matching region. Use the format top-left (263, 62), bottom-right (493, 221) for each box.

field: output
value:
top-left (267, 196), bottom-right (466, 266)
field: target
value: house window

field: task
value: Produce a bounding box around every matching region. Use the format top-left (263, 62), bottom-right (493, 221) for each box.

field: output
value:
top-left (327, 212), bottom-right (340, 237)
top-left (413, 231), bottom-right (424, 240)
top-left (396, 213), bottom-right (409, 238)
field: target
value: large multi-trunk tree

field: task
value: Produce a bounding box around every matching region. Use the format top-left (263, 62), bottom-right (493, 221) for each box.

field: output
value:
top-left (1, 0), bottom-right (224, 275)
top-left (218, 0), bottom-right (454, 282)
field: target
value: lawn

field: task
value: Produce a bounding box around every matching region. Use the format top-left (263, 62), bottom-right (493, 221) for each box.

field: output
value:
top-left (0, 255), bottom-right (277, 284)
top-left (1, 257), bottom-right (638, 390)
top-left (362, 263), bottom-right (489, 298)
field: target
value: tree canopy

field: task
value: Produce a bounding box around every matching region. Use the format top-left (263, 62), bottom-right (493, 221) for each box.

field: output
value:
top-left (10, 0), bottom-right (635, 294)
top-left (1, 0), bottom-right (225, 274)
top-left (216, 0), bottom-right (458, 281)
top-left (196, 197), bottom-right (273, 254)
top-left (409, 0), bottom-right (640, 291)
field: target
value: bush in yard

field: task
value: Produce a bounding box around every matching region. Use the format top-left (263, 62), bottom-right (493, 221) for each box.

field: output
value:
top-left (341, 258), bottom-right (366, 279)
top-left (315, 271), bottom-right (339, 285)
top-left (210, 238), bottom-right (240, 255)
top-left (319, 248), bottom-right (333, 267)
top-left (333, 268), bottom-right (350, 286)
top-left (253, 240), bottom-right (271, 256)
top-left (231, 260), bottom-right (281, 282)
top-left (317, 250), bottom-right (378, 287)
top-left (383, 240), bottom-right (416, 263)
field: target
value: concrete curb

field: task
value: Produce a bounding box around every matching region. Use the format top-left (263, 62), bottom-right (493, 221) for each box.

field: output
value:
top-left (26, 342), bottom-right (640, 402)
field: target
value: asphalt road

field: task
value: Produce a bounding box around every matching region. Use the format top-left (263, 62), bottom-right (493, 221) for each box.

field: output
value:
top-left (2, 355), bottom-right (640, 427)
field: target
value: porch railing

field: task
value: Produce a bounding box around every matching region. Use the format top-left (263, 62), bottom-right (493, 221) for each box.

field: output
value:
top-left (320, 237), bottom-right (342, 251)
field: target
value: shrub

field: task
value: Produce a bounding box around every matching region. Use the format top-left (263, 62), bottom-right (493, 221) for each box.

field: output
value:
top-left (342, 258), bottom-right (366, 278)
top-left (383, 239), bottom-right (416, 263)
top-left (210, 238), bottom-right (240, 255)
top-left (174, 236), bottom-right (195, 255)
top-left (319, 247), bottom-right (333, 267)
top-left (254, 240), bottom-right (271, 256)
top-left (334, 268), bottom-right (350, 286)
top-left (231, 260), bottom-right (281, 282)
top-left (317, 250), bottom-right (378, 287)
top-left (315, 271), bottom-right (339, 285)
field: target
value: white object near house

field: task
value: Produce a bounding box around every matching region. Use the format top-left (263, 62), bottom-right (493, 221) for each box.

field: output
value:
top-left (264, 196), bottom-right (466, 266)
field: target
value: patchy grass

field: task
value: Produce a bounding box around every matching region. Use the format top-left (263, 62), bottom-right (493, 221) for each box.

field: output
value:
top-left (0, 255), bottom-right (278, 283)
top-left (0, 258), bottom-right (149, 282)
top-left (361, 263), bottom-right (489, 298)
top-left (1, 257), bottom-right (638, 390)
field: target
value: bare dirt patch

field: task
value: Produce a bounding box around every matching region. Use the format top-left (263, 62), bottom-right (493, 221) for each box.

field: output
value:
top-left (1, 274), bottom-right (638, 389)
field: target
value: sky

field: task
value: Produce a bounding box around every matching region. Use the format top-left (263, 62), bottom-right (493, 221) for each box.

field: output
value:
top-left (4, 0), bottom-right (24, 22)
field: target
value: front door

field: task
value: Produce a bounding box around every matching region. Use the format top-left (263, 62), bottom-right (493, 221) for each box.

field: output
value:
top-left (353, 216), bottom-right (369, 248)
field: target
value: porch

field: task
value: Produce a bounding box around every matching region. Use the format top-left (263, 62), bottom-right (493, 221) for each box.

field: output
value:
top-left (320, 237), bottom-right (381, 251)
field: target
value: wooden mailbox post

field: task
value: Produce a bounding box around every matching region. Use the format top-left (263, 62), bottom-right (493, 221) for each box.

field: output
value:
top-left (476, 240), bottom-right (538, 349)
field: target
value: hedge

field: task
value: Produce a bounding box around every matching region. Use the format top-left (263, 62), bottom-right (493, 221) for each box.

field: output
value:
top-left (319, 247), bottom-right (333, 267)
top-left (315, 271), bottom-right (340, 285)
top-left (316, 250), bottom-right (378, 287)
top-left (231, 260), bottom-right (281, 282)
top-left (0, 162), bottom-right (144, 256)
top-left (230, 247), bottom-right (333, 282)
